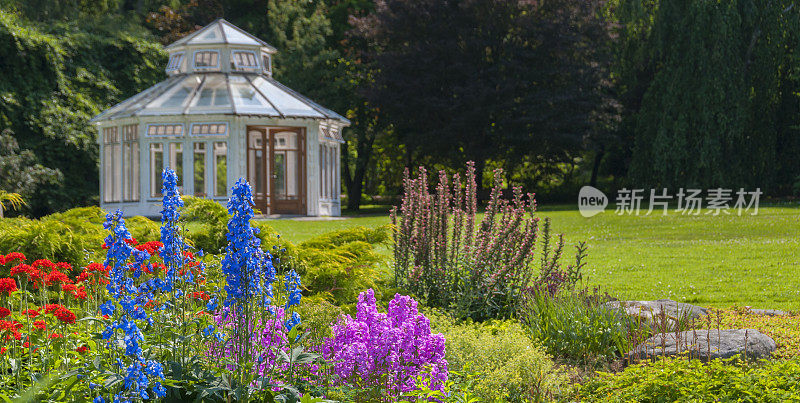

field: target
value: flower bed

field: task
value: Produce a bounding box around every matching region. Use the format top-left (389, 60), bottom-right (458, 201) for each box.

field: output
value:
top-left (0, 170), bottom-right (449, 402)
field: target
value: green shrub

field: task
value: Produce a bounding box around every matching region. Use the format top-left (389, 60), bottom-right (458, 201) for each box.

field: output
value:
top-left (181, 196), bottom-right (389, 306)
top-left (428, 311), bottom-right (571, 402)
top-left (575, 357), bottom-right (800, 402)
top-left (0, 206), bottom-right (160, 271)
top-left (181, 196), bottom-right (230, 253)
top-left (295, 226), bottom-right (389, 305)
top-left (518, 288), bottom-right (632, 367)
top-left (0, 217), bottom-right (93, 270)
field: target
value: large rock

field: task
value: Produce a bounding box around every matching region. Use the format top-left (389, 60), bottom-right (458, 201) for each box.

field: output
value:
top-left (606, 299), bottom-right (708, 330)
top-left (629, 329), bottom-right (776, 360)
top-left (747, 308), bottom-right (788, 316)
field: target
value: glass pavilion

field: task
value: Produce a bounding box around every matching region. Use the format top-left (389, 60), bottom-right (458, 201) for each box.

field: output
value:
top-left (92, 19), bottom-right (348, 217)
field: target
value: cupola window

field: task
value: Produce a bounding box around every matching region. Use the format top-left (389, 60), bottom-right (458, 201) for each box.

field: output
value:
top-left (166, 53), bottom-right (184, 72)
top-left (232, 50), bottom-right (259, 70)
top-left (194, 50), bottom-right (220, 69)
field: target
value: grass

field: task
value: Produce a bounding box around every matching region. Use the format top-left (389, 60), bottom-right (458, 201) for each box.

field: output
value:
top-left (258, 204), bottom-right (800, 311)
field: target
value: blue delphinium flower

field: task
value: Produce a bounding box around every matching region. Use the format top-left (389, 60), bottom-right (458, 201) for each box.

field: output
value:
top-left (284, 269), bottom-right (302, 309)
top-left (203, 325), bottom-right (215, 337)
top-left (159, 168), bottom-right (185, 290)
top-left (206, 297), bottom-right (218, 312)
top-left (101, 210), bottom-right (165, 402)
top-left (284, 311), bottom-right (301, 332)
top-left (220, 179), bottom-right (276, 306)
top-left (100, 300), bottom-right (115, 316)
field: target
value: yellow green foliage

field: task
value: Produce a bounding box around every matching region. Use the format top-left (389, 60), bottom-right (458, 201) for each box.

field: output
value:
top-left (712, 308), bottom-right (800, 360)
top-left (181, 196), bottom-right (389, 305)
top-left (575, 357), bottom-right (800, 402)
top-left (427, 311), bottom-right (572, 402)
top-left (0, 206), bottom-right (159, 270)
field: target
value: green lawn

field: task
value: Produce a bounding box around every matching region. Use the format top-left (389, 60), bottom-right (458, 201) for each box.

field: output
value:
top-left (259, 204), bottom-right (800, 310)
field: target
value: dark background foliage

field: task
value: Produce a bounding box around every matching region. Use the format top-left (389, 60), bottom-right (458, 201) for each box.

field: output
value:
top-left (1, 0), bottom-right (799, 216)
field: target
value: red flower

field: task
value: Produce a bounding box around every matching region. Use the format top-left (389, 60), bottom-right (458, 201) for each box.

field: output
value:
top-left (0, 347), bottom-right (5, 354)
top-left (0, 278), bottom-right (17, 294)
top-left (75, 271), bottom-right (90, 283)
top-left (48, 333), bottom-right (63, 339)
top-left (0, 307), bottom-right (9, 319)
top-left (56, 262), bottom-right (72, 271)
top-left (33, 320), bottom-right (46, 331)
top-left (124, 238), bottom-right (139, 246)
top-left (24, 309), bottom-right (40, 318)
top-left (44, 271), bottom-right (72, 286)
top-left (32, 259), bottom-right (57, 271)
top-left (23, 341), bottom-right (29, 348)
top-left (75, 345), bottom-right (90, 354)
top-left (191, 291), bottom-right (210, 301)
top-left (135, 241), bottom-right (163, 255)
top-left (1, 253), bottom-right (26, 265)
top-left (43, 304), bottom-right (64, 314)
top-left (0, 320), bottom-right (23, 341)
top-left (85, 263), bottom-right (104, 273)
top-left (62, 284), bottom-right (77, 293)
top-left (54, 307), bottom-right (76, 324)
top-left (74, 286), bottom-right (88, 300)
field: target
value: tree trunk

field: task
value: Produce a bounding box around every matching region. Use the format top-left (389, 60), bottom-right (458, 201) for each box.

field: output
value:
top-left (347, 165), bottom-right (365, 211)
top-left (342, 127), bottom-right (377, 212)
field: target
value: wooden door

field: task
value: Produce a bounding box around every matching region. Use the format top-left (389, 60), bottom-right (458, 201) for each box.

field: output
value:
top-left (246, 127), bottom-right (269, 213)
top-left (270, 128), bottom-right (305, 215)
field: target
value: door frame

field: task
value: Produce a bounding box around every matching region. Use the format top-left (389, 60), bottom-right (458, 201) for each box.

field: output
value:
top-left (269, 127), bottom-right (306, 215)
top-left (246, 125), bottom-right (306, 215)
top-left (246, 126), bottom-right (269, 213)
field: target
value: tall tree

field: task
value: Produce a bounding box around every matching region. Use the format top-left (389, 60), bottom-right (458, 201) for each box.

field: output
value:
top-left (0, 130), bottom-right (61, 217)
top-left (621, 0), bottom-right (800, 192)
top-left (352, 0), bottom-right (615, 189)
top-left (0, 11), bottom-right (165, 215)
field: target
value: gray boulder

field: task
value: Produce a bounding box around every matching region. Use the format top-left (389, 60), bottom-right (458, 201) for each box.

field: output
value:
top-left (629, 329), bottom-right (776, 360)
top-left (747, 308), bottom-right (788, 316)
top-left (606, 299), bottom-right (708, 329)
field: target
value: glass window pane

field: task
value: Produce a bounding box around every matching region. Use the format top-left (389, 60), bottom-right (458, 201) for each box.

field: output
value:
top-left (132, 142), bottom-right (140, 201)
top-left (103, 144), bottom-right (113, 202)
top-left (319, 145), bottom-right (324, 198)
top-left (123, 142), bottom-right (131, 201)
top-left (194, 51), bottom-right (219, 68)
top-left (170, 143), bottom-right (184, 193)
top-left (194, 143), bottom-right (206, 197)
top-left (214, 142), bottom-right (227, 197)
top-left (112, 143), bottom-right (122, 202)
top-left (161, 86), bottom-right (191, 108)
top-left (274, 152), bottom-right (285, 198)
top-left (150, 143), bottom-right (164, 197)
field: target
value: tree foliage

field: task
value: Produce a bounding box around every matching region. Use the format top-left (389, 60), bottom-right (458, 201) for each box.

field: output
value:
top-left (352, 0), bottom-right (615, 188)
top-left (0, 10), bottom-right (165, 215)
top-left (620, 0), bottom-right (800, 192)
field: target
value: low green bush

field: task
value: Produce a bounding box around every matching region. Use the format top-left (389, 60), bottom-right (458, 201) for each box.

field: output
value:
top-left (295, 226), bottom-right (389, 305)
top-left (181, 196), bottom-right (389, 306)
top-left (0, 206), bottom-right (159, 270)
top-left (575, 357), bottom-right (800, 402)
top-left (181, 196), bottom-right (230, 253)
top-left (518, 287), bottom-right (632, 367)
top-left (428, 311), bottom-right (571, 402)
